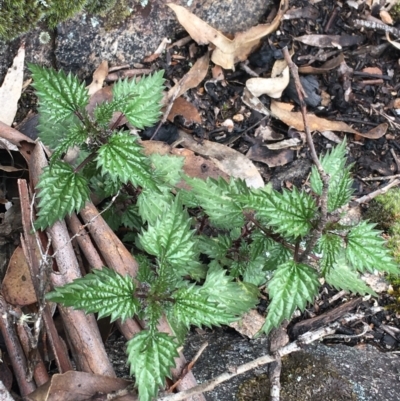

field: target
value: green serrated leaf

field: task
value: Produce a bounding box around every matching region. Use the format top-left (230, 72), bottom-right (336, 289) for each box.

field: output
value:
top-left (325, 256), bottom-right (376, 295)
top-left (137, 188), bottom-right (175, 225)
top-left (45, 267), bottom-right (138, 322)
top-left (184, 176), bottom-right (245, 229)
top-left (346, 221), bottom-right (399, 274)
top-left (201, 264), bottom-right (259, 315)
top-left (113, 71), bottom-right (164, 129)
top-left (136, 255), bottom-right (157, 285)
top-left (310, 139), bottom-right (354, 212)
top-left (264, 242), bottom-right (292, 271)
top-left (317, 233), bottom-right (343, 274)
top-left (37, 109), bottom-right (82, 149)
top-left (150, 153), bottom-right (185, 187)
top-left (198, 234), bottom-right (232, 263)
top-left (35, 161), bottom-right (90, 229)
top-left (29, 64), bottom-right (89, 122)
top-left (93, 94), bottom-right (135, 128)
top-left (96, 132), bottom-right (157, 190)
top-left (139, 195), bottom-right (198, 271)
top-left (50, 124), bottom-right (88, 164)
top-left (90, 171), bottom-right (123, 199)
top-left (252, 187), bottom-right (317, 238)
top-left (173, 284), bottom-right (235, 328)
top-left (262, 261), bottom-right (320, 334)
top-left (121, 204), bottom-right (142, 231)
top-left (166, 312), bottom-right (189, 345)
top-left (127, 330), bottom-right (178, 401)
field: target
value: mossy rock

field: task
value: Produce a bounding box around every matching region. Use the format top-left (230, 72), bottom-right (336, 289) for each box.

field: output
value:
top-left (0, 0), bottom-right (117, 40)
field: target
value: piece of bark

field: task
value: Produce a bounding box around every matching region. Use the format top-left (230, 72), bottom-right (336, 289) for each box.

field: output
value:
top-left (19, 179), bottom-right (73, 374)
top-left (0, 296), bottom-right (36, 396)
top-left (290, 298), bottom-right (362, 338)
top-left (28, 145), bottom-right (116, 377)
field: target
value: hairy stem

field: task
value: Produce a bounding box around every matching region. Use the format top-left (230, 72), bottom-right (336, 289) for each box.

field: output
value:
top-left (281, 47), bottom-right (330, 263)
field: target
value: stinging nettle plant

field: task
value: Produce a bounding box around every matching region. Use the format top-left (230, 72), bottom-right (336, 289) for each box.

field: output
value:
top-left (30, 65), bottom-right (399, 401)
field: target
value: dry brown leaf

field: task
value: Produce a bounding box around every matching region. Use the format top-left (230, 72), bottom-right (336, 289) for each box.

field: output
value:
top-left (2, 246), bottom-right (37, 306)
top-left (295, 34), bottom-right (364, 48)
top-left (380, 10), bottom-right (393, 25)
top-left (167, 52), bottom-right (210, 100)
top-left (247, 145), bottom-right (294, 167)
top-left (167, 0), bottom-right (288, 69)
top-left (177, 130), bottom-right (264, 188)
top-left (26, 371), bottom-right (131, 401)
top-left (265, 137), bottom-right (302, 149)
top-left (86, 61), bottom-right (109, 96)
top-left (167, 97), bottom-right (202, 124)
top-left (0, 44), bottom-right (25, 125)
top-left (271, 100), bottom-right (388, 138)
top-left (241, 87), bottom-right (271, 116)
top-left (320, 130), bottom-right (343, 143)
top-left (143, 37), bottom-right (172, 63)
top-left (254, 126), bottom-right (284, 141)
top-left (298, 53), bottom-right (344, 74)
top-left (362, 66), bottom-right (382, 75)
top-left (229, 309), bottom-right (265, 338)
top-left (141, 140), bottom-right (230, 184)
top-left (246, 59), bottom-right (289, 98)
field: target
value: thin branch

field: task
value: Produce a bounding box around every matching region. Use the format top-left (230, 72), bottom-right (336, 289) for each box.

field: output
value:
top-left (157, 313), bottom-right (364, 401)
top-left (354, 179), bottom-right (400, 204)
top-left (281, 47), bottom-right (329, 262)
top-left (168, 342), bottom-right (209, 393)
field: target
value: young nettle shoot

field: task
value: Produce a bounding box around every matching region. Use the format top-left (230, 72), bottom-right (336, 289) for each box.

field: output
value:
top-left (30, 65), bottom-right (398, 401)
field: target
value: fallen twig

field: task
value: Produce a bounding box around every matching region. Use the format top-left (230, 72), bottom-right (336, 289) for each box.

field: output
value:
top-left (354, 179), bottom-right (400, 204)
top-left (361, 174), bottom-right (400, 181)
top-left (157, 314), bottom-right (364, 401)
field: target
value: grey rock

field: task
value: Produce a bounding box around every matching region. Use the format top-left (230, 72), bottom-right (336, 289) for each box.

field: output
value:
top-left (0, 0), bottom-right (273, 83)
top-left (55, 0), bottom-right (272, 78)
top-left (183, 329), bottom-right (400, 401)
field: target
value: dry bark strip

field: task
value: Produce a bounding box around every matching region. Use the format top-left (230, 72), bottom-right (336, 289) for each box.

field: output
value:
top-left (18, 179), bottom-right (73, 376)
top-left (28, 144), bottom-right (116, 377)
top-left (290, 298), bottom-right (362, 337)
top-left (0, 296), bottom-right (36, 396)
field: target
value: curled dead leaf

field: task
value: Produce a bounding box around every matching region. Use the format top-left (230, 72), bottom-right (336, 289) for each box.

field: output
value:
top-left (241, 87), bottom-right (271, 116)
top-left (298, 53), bottom-right (344, 74)
top-left (167, 0), bottom-right (288, 69)
top-left (270, 100), bottom-right (388, 139)
top-left (177, 130), bottom-right (264, 188)
top-left (167, 52), bottom-right (210, 101)
top-left (246, 59), bottom-right (289, 98)
top-left (167, 97), bottom-right (202, 124)
top-left (86, 61), bottom-right (109, 96)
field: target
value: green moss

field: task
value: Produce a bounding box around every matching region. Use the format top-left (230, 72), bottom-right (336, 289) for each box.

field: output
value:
top-left (0, 0), bottom-right (122, 40)
top-left (0, 0), bottom-right (48, 40)
top-left (390, 3), bottom-right (400, 21)
top-left (85, 0), bottom-right (118, 14)
top-left (98, 0), bottom-right (132, 31)
top-left (364, 188), bottom-right (400, 264)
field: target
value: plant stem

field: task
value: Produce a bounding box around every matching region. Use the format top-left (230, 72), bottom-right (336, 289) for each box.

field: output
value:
top-left (73, 151), bottom-right (98, 173)
top-left (281, 47), bottom-right (330, 263)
